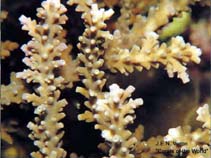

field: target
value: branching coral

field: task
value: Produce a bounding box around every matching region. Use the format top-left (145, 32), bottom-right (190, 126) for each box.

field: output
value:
top-left (0, 11), bottom-right (19, 59)
top-left (103, 0), bottom-right (202, 84)
top-left (95, 84), bottom-right (143, 158)
top-left (67, 1), bottom-right (114, 118)
top-left (105, 32), bottom-right (201, 83)
top-left (133, 104), bottom-right (211, 158)
top-left (165, 126), bottom-right (210, 158)
top-left (98, 103), bottom-right (211, 158)
top-left (16, 0), bottom-right (70, 157)
top-left (1, 72), bottom-right (27, 108)
top-left (164, 104), bottom-right (210, 158)
top-left (67, 1), bottom-right (144, 157)
top-left (0, 10), bottom-right (24, 147)
top-left (1, 0), bottom-right (210, 158)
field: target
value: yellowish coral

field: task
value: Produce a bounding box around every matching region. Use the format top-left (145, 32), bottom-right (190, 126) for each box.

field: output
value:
top-left (102, 0), bottom-right (202, 84)
top-left (1, 72), bottom-right (27, 108)
top-left (0, 10), bottom-right (8, 21)
top-left (135, 136), bottom-right (171, 158)
top-left (60, 45), bottom-right (79, 88)
top-left (1, 1), bottom-right (209, 158)
top-left (164, 104), bottom-right (210, 158)
top-left (196, 104), bottom-right (211, 129)
top-left (16, 0), bottom-right (70, 157)
top-left (94, 84), bottom-right (143, 158)
top-left (133, 104), bottom-right (211, 158)
top-left (68, 1), bottom-right (114, 110)
top-left (116, 0), bottom-right (195, 36)
top-left (0, 120), bottom-right (18, 146)
top-left (3, 146), bottom-right (26, 158)
top-left (105, 32), bottom-right (201, 83)
top-left (1, 11), bottom-right (19, 59)
top-left (132, 0), bottom-right (190, 35)
top-left (1, 127), bottom-right (13, 144)
top-left (1, 41), bottom-right (19, 59)
top-left (68, 1), bottom-right (144, 157)
top-left (165, 126), bottom-right (210, 158)
top-left (98, 0), bottom-right (120, 7)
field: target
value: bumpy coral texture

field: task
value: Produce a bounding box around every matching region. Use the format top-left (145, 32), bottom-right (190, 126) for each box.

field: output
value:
top-left (16, 0), bottom-right (70, 157)
top-left (1, 0), bottom-right (210, 158)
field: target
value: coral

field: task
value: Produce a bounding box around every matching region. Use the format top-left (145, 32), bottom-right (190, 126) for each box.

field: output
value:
top-left (0, 41), bottom-right (19, 59)
top-left (1, 72), bottom-right (27, 108)
top-left (164, 126), bottom-right (210, 158)
top-left (60, 45), bottom-right (79, 88)
top-left (0, 10), bottom-right (8, 21)
top-left (0, 120), bottom-right (19, 145)
top-left (164, 104), bottom-right (210, 158)
top-left (1, 19), bottom-right (19, 60)
top-left (196, 104), bottom-right (211, 129)
top-left (0, 11), bottom-right (19, 59)
top-left (0, 10), bottom-right (22, 151)
top-left (16, 0), bottom-right (71, 157)
top-left (105, 32), bottom-right (201, 83)
top-left (67, 2), bottom-right (143, 157)
top-left (94, 84), bottom-right (143, 158)
top-left (116, 0), bottom-right (195, 36)
top-left (104, 0), bottom-right (201, 83)
top-left (1, 0), bottom-right (210, 158)
top-left (133, 104), bottom-right (211, 158)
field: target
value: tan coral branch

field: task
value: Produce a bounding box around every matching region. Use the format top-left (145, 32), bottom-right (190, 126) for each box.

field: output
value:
top-left (1, 72), bottom-right (27, 108)
top-left (1, 41), bottom-right (19, 59)
top-left (105, 32), bottom-right (201, 83)
top-left (16, 0), bottom-right (70, 157)
top-left (95, 84), bottom-right (143, 158)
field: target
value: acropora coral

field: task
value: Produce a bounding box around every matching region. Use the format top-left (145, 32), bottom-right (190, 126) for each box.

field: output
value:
top-left (1, 0), bottom-right (210, 158)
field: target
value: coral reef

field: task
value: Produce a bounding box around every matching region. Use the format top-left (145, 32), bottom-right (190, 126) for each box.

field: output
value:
top-left (1, 0), bottom-right (210, 158)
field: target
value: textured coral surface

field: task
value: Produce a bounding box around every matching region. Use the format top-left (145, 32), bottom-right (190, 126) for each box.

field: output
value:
top-left (1, 0), bottom-right (210, 158)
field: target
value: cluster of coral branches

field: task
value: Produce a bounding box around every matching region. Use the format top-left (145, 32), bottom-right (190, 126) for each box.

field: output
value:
top-left (1, 0), bottom-right (210, 158)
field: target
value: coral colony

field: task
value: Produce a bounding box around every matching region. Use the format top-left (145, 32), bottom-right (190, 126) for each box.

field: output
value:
top-left (1, 0), bottom-right (210, 158)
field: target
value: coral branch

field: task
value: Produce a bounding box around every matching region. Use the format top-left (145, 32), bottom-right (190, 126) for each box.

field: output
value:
top-left (60, 45), bottom-right (79, 88)
top-left (134, 104), bottom-right (211, 158)
top-left (1, 41), bottom-right (19, 59)
top-left (95, 84), bottom-right (143, 158)
top-left (196, 104), bottom-right (211, 129)
top-left (1, 1), bottom-right (209, 158)
top-left (16, 0), bottom-right (69, 157)
top-left (68, 1), bottom-right (114, 112)
top-left (1, 72), bottom-right (27, 108)
top-left (105, 32), bottom-right (201, 83)
top-left (68, 1), bottom-right (143, 157)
